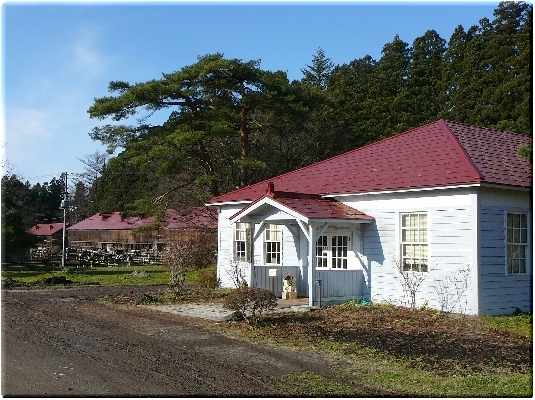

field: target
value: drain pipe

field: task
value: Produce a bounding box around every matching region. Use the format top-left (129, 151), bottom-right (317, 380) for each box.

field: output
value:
top-left (316, 279), bottom-right (322, 308)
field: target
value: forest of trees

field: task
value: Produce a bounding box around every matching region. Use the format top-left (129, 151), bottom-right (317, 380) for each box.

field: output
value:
top-left (2, 2), bottom-right (532, 261)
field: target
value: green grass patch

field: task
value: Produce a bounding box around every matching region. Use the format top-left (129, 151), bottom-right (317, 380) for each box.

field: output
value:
top-left (2, 265), bottom-right (170, 287)
top-left (483, 311), bottom-right (533, 337)
top-left (265, 370), bottom-right (367, 397)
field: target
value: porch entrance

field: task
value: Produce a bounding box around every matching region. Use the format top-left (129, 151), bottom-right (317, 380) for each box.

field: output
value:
top-left (253, 265), bottom-right (308, 298)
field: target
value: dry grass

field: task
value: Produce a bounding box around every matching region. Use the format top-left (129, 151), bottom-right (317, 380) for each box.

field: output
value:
top-left (257, 304), bottom-right (532, 376)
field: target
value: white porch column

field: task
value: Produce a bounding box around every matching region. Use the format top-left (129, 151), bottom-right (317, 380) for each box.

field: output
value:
top-left (248, 221), bottom-right (255, 287)
top-left (308, 222), bottom-right (316, 307)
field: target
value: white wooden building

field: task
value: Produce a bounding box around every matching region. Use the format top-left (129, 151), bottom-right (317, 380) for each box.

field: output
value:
top-left (206, 120), bottom-right (532, 315)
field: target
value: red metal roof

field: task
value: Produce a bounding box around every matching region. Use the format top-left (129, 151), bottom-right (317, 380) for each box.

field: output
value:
top-left (230, 186), bottom-right (374, 221)
top-left (68, 207), bottom-right (217, 231)
top-left (274, 196), bottom-right (374, 221)
top-left (207, 120), bottom-right (532, 204)
top-left (67, 212), bottom-right (148, 230)
top-left (27, 222), bottom-right (65, 236)
top-left (445, 120), bottom-right (532, 187)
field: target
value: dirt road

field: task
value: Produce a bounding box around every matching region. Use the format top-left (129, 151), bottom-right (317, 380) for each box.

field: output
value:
top-left (2, 286), bottom-right (340, 397)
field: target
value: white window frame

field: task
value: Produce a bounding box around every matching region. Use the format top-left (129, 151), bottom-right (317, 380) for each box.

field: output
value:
top-left (233, 222), bottom-right (249, 262)
top-left (506, 212), bottom-right (528, 275)
top-left (315, 232), bottom-right (351, 270)
top-left (400, 212), bottom-right (429, 272)
top-left (264, 224), bottom-right (282, 265)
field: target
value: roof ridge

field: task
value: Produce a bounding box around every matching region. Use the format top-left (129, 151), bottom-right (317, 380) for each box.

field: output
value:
top-left (440, 120), bottom-right (484, 183)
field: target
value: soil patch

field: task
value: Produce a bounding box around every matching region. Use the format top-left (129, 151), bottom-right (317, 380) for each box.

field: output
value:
top-left (257, 304), bottom-right (532, 376)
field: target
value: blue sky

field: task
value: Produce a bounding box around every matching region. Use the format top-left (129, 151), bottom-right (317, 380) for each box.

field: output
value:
top-left (2, 1), bottom-right (499, 185)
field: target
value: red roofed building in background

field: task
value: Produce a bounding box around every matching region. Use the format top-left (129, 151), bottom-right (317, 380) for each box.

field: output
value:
top-left (207, 120), bottom-right (532, 315)
top-left (67, 207), bottom-right (217, 263)
top-left (27, 222), bottom-right (67, 252)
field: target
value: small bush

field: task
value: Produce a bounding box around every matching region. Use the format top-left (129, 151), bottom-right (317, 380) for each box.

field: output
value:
top-left (224, 286), bottom-right (278, 326)
top-left (163, 233), bottom-right (217, 296)
top-left (197, 266), bottom-right (219, 289)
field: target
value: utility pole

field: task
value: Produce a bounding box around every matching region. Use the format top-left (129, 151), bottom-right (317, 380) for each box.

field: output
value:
top-left (60, 172), bottom-right (69, 269)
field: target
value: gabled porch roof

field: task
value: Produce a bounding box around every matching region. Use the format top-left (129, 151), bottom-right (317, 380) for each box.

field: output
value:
top-left (229, 182), bottom-right (374, 224)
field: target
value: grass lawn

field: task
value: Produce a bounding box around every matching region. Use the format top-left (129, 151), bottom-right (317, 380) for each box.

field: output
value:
top-left (2, 265), bottom-right (170, 286)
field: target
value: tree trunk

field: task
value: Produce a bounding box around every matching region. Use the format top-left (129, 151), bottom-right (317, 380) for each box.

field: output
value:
top-left (240, 107), bottom-right (249, 188)
top-left (197, 140), bottom-right (220, 197)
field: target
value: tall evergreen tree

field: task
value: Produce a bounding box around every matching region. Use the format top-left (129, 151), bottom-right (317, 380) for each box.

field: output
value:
top-left (441, 24), bottom-right (480, 122)
top-left (1, 175), bottom-right (36, 262)
top-left (363, 35), bottom-right (412, 136)
top-left (401, 30), bottom-right (447, 127)
top-left (301, 47), bottom-right (335, 91)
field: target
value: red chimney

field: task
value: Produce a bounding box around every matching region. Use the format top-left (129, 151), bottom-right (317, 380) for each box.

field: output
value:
top-left (266, 182), bottom-right (274, 196)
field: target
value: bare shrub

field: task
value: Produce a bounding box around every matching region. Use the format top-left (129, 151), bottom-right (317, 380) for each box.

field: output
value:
top-left (197, 266), bottom-right (219, 289)
top-left (433, 265), bottom-right (471, 314)
top-left (223, 251), bottom-right (248, 288)
top-left (223, 287), bottom-right (278, 326)
top-left (163, 234), bottom-right (217, 296)
top-left (392, 255), bottom-right (436, 310)
top-left (185, 231), bottom-right (217, 270)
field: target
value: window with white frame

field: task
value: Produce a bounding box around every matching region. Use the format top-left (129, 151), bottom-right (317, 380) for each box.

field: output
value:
top-left (264, 224), bottom-right (282, 265)
top-left (506, 212), bottom-right (528, 274)
top-left (316, 235), bottom-right (329, 268)
top-left (400, 213), bottom-right (428, 272)
top-left (316, 234), bottom-right (350, 269)
top-left (234, 222), bottom-right (248, 262)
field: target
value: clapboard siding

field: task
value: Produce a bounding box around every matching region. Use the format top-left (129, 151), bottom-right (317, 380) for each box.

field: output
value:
top-left (217, 205), bottom-right (251, 288)
top-left (254, 266), bottom-right (306, 297)
top-left (253, 266), bottom-right (364, 301)
top-left (343, 189), bottom-right (477, 311)
top-left (313, 269), bottom-right (364, 301)
top-left (478, 192), bottom-right (532, 314)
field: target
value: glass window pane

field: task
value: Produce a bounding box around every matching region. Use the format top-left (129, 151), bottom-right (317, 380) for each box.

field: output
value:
top-left (518, 246), bottom-right (526, 259)
top-left (507, 228), bottom-right (513, 243)
top-left (519, 260), bottom-right (526, 273)
top-left (521, 229), bottom-right (527, 243)
top-left (507, 245), bottom-right (514, 258)
top-left (420, 214), bottom-right (427, 226)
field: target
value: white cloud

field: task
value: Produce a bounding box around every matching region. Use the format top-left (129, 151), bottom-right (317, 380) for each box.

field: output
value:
top-left (3, 21), bottom-right (116, 182)
top-left (24, 78), bottom-right (52, 104)
top-left (4, 106), bottom-right (55, 155)
top-left (68, 24), bottom-right (110, 80)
